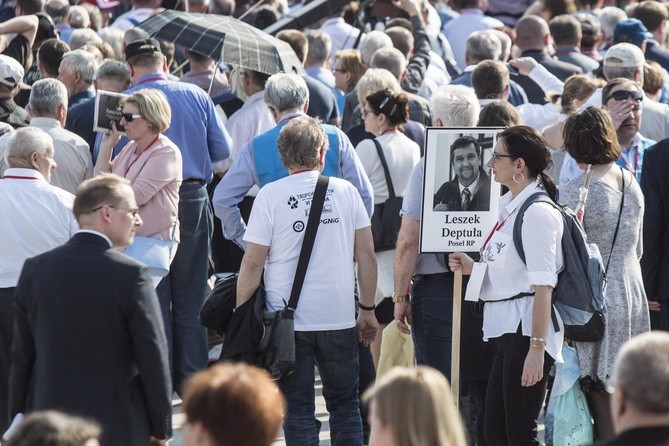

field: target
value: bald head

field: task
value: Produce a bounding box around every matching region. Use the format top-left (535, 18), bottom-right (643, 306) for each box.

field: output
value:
top-left (516, 15), bottom-right (550, 51)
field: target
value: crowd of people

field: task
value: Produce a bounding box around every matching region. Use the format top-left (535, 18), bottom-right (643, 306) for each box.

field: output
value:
top-left (0, 0), bottom-right (668, 444)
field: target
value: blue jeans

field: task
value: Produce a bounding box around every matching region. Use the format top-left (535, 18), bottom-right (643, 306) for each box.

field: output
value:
top-left (279, 328), bottom-right (363, 446)
top-left (157, 182), bottom-right (212, 394)
top-left (411, 274), bottom-right (454, 380)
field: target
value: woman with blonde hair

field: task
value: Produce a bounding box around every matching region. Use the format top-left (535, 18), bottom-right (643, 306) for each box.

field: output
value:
top-left (96, 88), bottom-right (182, 286)
top-left (363, 366), bottom-right (467, 446)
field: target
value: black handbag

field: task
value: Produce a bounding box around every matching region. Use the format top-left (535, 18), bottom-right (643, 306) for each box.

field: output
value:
top-left (566, 167), bottom-right (625, 342)
top-left (370, 139), bottom-right (403, 252)
top-left (255, 175), bottom-right (329, 380)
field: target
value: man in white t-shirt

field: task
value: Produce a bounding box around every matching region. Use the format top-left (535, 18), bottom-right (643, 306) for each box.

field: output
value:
top-left (235, 116), bottom-right (378, 446)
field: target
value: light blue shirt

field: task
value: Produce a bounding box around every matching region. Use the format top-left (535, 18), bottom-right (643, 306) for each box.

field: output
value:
top-left (93, 73), bottom-right (231, 182)
top-left (212, 112), bottom-right (373, 248)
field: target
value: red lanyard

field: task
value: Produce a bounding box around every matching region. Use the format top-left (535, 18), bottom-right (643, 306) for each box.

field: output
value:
top-left (135, 75), bottom-right (167, 87)
top-left (2, 175), bottom-right (39, 180)
top-left (125, 135), bottom-right (160, 176)
top-left (481, 209), bottom-right (517, 251)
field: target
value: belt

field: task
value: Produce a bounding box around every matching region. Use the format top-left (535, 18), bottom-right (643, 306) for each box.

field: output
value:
top-left (413, 271), bottom-right (452, 281)
top-left (182, 179), bottom-right (205, 185)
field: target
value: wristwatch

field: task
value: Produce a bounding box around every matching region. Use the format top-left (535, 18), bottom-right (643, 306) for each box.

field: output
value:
top-left (392, 293), bottom-right (410, 303)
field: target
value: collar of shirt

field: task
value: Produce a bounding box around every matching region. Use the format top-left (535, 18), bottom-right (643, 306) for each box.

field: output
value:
top-left (459, 176), bottom-right (479, 195)
top-left (555, 46), bottom-right (581, 56)
top-left (76, 229), bottom-right (113, 247)
top-left (243, 90), bottom-right (266, 109)
top-left (30, 117), bottom-right (61, 129)
top-left (321, 17), bottom-right (343, 27)
top-left (2, 167), bottom-right (46, 181)
top-left (135, 72), bottom-right (169, 87)
top-left (501, 180), bottom-right (543, 219)
top-left (464, 64), bottom-right (477, 72)
top-left (460, 8), bottom-right (484, 15)
top-left (621, 133), bottom-right (641, 155)
top-left (278, 112), bottom-right (306, 126)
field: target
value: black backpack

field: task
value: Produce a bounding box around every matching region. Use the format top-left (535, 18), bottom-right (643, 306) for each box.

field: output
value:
top-left (513, 192), bottom-right (605, 342)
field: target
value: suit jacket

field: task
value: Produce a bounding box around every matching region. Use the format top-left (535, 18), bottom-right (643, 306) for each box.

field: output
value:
top-left (9, 232), bottom-right (172, 445)
top-left (521, 49), bottom-right (583, 81)
top-left (555, 46), bottom-right (600, 73)
top-left (645, 39), bottom-right (669, 72)
top-left (640, 140), bottom-right (669, 304)
top-left (433, 170), bottom-right (491, 211)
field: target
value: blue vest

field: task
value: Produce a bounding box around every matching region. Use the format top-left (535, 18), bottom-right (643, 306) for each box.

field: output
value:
top-left (254, 122), bottom-right (341, 187)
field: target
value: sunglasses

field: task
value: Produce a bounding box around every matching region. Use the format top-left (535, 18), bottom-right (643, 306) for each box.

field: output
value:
top-left (605, 90), bottom-right (644, 103)
top-left (121, 112), bottom-right (142, 122)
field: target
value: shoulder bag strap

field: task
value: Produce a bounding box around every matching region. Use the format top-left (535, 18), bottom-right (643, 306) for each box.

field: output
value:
top-left (605, 167), bottom-right (626, 273)
top-left (287, 175), bottom-right (330, 310)
top-left (372, 138), bottom-right (396, 199)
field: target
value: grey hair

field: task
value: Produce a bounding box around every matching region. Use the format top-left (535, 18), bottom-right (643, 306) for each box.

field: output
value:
top-left (29, 78), bottom-right (68, 116)
top-left (305, 30), bottom-right (331, 66)
top-left (613, 332), bottom-right (669, 414)
top-left (98, 27), bottom-right (124, 61)
top-left (277, 116), bottom-right (328, 171)
top-left (465, 30), bottom-right (502, 64)
top-left (68, 28), bottom-right (102, 50)
top-left (358, 31), bottom-right (392, 66)
top-left (4, 127), bottom-right (54, 168)
top-left (264, 73), bottom-right (309, 113)
top-left (61, 49), bottom-right (98, 84)
top-left (95, 59), bottom-right (130, 83)
top-left (356, 68), bottom-right (401, 106)
top-left (369, 47), bottom-right (406, 81)
top-left (489, 29), bottom-right (512, 61)
top-left (603, 64), bottom-right (639, 81)
top-left (599, 6), bottom-right (628, 40)
top-left (430, 85), bottom-right (480, 127)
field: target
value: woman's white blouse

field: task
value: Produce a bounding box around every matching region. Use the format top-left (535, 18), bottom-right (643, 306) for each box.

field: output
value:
top-left (479, 182), bottom-right (565, 362)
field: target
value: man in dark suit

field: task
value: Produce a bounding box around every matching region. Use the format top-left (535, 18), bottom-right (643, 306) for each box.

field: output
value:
top-left (514, 15), bottom-right (583, 104)
top-left (640, 139), bottom-right (669, 331)
top-left (433, 135), bottom-right (491, 211)
top-left (549, 14), bottom-right (600, 73)
top-left (9, 174), bottom-right (172, 446)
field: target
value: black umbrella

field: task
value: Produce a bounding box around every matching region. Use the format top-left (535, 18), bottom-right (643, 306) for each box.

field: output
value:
top-left (137, 10), bottom-right (305, 76)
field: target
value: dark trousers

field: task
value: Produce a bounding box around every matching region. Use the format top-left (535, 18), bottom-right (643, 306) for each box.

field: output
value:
top-left (0, 287), bottom-right (15, 432)
top-left (484, 332), bottom-right (553, 446)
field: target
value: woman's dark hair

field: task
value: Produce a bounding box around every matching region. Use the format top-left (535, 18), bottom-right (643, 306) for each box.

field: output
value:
top-left (499, 125), bottom-right (557, 201)
top-left (478, 100), bottom-right (523, 127)
top-left (563, 106), bottom-right (621, 165)
top-left (365, 90), bottom-right (409, 126)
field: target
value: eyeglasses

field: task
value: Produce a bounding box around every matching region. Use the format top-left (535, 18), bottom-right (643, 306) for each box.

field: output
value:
top-left (491, 151), bottom-right (513, 162)
top-left (604, 90), bottom-right (644, 103)
top-left (362, 108), bottom-right (376, 118)
top-left (89, 204), bottom-right (140, 218)
top-left (331, 68), bottom-right (347, 74)
top-left (121, 112), bottom-right (142, 122)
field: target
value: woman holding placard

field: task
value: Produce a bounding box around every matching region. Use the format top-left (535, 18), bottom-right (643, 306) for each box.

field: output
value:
top-left (448, 126), bottom-right (564, 445)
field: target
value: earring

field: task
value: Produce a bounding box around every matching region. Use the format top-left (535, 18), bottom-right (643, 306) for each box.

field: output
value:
top-left (513, 172), bottom-right (525, 184)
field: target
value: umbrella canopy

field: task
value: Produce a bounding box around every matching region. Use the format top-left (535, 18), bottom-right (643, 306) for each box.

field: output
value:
top-left (137, 10), bottom-right (305, 76)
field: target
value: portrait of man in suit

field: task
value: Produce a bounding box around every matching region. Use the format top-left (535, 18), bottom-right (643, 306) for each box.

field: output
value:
top-left (433, 135), bottom-right (491, 211)
top-left (9, 173), bottom-right (172, 446)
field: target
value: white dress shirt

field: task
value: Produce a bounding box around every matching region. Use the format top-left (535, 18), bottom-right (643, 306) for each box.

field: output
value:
top-left (478, 182), bottom-right (565, 362)
top-left (0, 168), bottom-right (78, 287)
